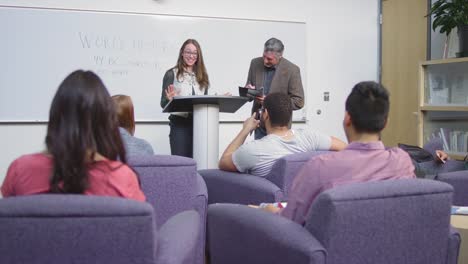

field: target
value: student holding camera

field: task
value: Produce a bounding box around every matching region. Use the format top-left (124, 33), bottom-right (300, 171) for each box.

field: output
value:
top-left (218, 93), bottom-right (346, 178)
top-left (245, 38), bottom-right (305, 139)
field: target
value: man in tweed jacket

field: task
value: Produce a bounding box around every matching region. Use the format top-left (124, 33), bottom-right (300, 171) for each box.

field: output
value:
top-left (245, 37), bottom-right (304, 139)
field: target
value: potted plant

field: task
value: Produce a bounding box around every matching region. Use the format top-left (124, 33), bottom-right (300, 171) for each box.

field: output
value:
top-left (430, 0), bottom-right (468, 57)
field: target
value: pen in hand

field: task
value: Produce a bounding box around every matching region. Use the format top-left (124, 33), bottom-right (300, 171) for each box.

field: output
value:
top-left (435, 150), bottom-right (448, 164)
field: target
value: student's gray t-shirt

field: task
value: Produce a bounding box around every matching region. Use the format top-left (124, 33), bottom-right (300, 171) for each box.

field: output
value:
top-left (232, 129), bottom-right (332, 177)
top-left (119, 127), bottom-right (154, 158)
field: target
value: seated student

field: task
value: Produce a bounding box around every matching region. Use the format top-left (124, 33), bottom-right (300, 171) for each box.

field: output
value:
top-left (218, 92), bottom-right (347, 177)
top-left (1, 70), bottom-right (145, 201)
top-left (268, 81), bottom-right (415, 224)
top-left (112, 94), bottom-right (154, 158)
top-left (412, 148), bottom-right (450, 178)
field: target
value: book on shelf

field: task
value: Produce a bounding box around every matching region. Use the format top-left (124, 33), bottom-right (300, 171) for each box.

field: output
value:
top-left (435, 128), bottom-right (468, 153)
top-left (459, 131), bottom-right (467, 153)
top-left (439, 128), bottom-right (449, 151)
top-left (462, 132), bottom-right (468, 153)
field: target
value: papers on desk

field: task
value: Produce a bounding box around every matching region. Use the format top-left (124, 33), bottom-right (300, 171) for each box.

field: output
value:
top-left (452, 206), bottom-right (468, 215)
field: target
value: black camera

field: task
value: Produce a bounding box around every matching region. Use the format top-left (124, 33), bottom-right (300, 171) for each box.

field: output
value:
top-left (239, 86), bottom-right (264, 101)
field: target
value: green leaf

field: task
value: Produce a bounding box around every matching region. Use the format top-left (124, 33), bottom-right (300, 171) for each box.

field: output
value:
top-left (429, 0), bottom-right (468, 36)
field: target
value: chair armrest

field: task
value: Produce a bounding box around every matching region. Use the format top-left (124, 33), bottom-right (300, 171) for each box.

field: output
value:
top-left (194, 173), bottom-right (208, 203)
top-left (199, 169), bottom-right (283, 205)
top-left (192, 174), bottom-right (208, 264)
top-left (207, 204), bottom-right (326, 264)
top-left (157, 210), bottom-right (200, 264)
top-left (192, 173), bottom-right (208, 216)
top-left (447, 226), bottom-right (461, 264)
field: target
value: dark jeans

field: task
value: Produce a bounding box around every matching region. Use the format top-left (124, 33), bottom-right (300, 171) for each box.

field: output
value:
top-left (413, 160), bottom-right (434, 179)
top-left (413, 159), bottom-right (467, 179)
top-left (169, 115), bottom-right (193, 158)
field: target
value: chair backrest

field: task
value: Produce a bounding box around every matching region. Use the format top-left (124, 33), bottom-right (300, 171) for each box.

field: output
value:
top-left (130, 155), bottom-right (208, 264)
top-left (129, 155), bottom-right (198, 227)
top-left (305, 179), bottom-right (454, 264)
top-left (266, 151), bottom-right (330, 199)
top-left (437, 170), bottom-right (468, 206)
top-left (0, 194), bottom-right (156, 264)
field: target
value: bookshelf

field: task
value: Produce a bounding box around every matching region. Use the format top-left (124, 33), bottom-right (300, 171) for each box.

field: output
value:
top-left (418, 57), bottom-right (468, 159)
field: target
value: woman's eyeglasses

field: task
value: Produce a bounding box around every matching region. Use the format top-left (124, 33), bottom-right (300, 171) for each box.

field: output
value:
top-left (183, 51), bottom-right (198, 57)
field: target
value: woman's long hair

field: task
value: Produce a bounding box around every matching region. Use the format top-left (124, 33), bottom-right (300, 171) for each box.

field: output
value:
top-left (175, 39), bottom-right (210, 89)
top-left (46, 70), bottom-right (127, 194)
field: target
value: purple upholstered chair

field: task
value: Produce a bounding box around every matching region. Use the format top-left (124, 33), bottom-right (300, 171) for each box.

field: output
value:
top-left (436, 171), bottom-right (468, 206)
top-left (0, 194), bottom-right (199, 264)
top-left (128, 155), bottom-right (207, 264)
top-left (207, 179), bottom-right (460, 264)
top-left (199, 151), bottom-right (330, 205)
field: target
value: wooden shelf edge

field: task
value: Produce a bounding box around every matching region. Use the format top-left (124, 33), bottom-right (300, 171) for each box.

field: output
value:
top-left (420, 57), bottom-right (468, 66)
top-left (420, 106), bottom-right (468, 111)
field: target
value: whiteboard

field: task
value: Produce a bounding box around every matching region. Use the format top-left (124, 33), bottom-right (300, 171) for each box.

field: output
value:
top-left (0, 6), bottom-right (306, 122)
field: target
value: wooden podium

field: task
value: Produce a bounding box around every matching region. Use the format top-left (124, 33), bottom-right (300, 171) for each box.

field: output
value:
top-left (163, 95), bottom-right (249, 169)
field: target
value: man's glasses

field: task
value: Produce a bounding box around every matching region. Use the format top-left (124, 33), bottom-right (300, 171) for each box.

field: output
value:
top-left (183, 51), bottom-right (198, 57)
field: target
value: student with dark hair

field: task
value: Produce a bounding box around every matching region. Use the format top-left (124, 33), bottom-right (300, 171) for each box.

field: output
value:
top-left (219, 92), bottom-right (346, 177)
top-left (1, 70), bottom-right (145, 201)
top-left (274, 81), bottom-right (415, 224)
top-left (112, 94), bottom-right (154, 157)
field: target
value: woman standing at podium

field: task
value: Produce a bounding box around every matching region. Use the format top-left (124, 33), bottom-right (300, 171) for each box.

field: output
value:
top-left (160, 39), bottom-right (210, 158)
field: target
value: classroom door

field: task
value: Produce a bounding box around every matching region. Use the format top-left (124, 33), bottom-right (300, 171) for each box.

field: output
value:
top-left (380, 0), bottom-right (427, 147)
